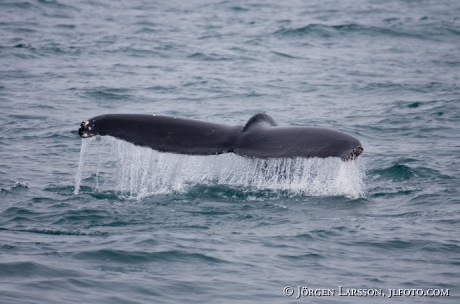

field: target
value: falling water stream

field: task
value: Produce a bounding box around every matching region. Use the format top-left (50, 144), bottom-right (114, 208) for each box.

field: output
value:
top-left (75, 136), bottom-right (366, 199)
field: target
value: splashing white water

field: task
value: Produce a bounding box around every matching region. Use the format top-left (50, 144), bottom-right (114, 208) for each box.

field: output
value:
top-left (74, 137), bottom-right (366, 199)
top-left (74, 139), bottom-right (89, 195)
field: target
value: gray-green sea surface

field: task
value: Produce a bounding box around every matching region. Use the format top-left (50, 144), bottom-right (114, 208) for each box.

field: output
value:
top-left (1, 0), bottom-right (459, 303)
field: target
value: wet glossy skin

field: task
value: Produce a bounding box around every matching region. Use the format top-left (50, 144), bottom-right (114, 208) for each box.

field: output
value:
top-left (79, 113), bottom-right (363, 160)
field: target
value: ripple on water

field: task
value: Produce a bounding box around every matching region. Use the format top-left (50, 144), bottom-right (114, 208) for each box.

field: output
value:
top-left (0, 261), bottom-right (81, 278)
top-left (73, 249), bottom-right (228, 265)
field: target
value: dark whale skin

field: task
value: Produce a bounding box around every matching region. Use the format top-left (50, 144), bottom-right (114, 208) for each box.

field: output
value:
top-left (78, 113), bottom-right (363, 160)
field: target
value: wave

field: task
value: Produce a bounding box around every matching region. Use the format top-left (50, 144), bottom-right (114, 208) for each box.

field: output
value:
top-left (369, 158), bottom-right (453, 182)
top-left (73, 249), bottom-right (226, 264)
top-left (0, 227), bottom-right (108, 237)
top-left (273, 23), bottom-right (424, 39)
top-left (0, 261), bottom-right (80, 278)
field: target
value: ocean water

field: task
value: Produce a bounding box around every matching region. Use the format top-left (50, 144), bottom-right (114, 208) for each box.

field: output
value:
top-left (1, 0), bottom-right (459, 303)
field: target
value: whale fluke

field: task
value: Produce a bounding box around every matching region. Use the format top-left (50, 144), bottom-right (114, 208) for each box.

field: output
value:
top-left (78, 113), bottom-right (363, 160)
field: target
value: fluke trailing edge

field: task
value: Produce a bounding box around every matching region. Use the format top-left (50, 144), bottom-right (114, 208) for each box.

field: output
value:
top-left (78, 113), bottom-right (363, 160)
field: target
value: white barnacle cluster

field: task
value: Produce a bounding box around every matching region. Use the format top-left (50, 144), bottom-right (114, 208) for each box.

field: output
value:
top-left (79, 121), bottom-right (92, 138)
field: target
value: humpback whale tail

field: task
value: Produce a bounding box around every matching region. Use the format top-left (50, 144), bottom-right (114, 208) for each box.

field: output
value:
top-left (78, 113), bottom-right (363, 160)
